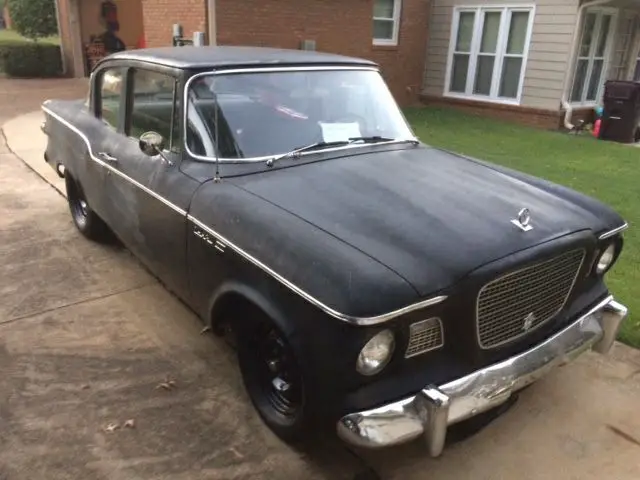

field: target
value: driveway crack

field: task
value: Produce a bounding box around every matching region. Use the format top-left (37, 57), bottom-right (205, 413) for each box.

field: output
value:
top-left (0, 282), bottom-right (156, 328)
top-left (606, 424), bottom-right (640, 448)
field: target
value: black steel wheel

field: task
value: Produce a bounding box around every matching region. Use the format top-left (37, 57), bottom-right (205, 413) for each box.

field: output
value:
top-left (65, 175), bottom-right (112, 242)
top-left (235, 311), bottom-right (308, 442)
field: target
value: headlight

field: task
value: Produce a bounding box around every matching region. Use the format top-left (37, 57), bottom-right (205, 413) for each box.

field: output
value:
top-left (356, 329), bottom-right (395, 376)
top-left (595, 243), bottom-right (616, 274)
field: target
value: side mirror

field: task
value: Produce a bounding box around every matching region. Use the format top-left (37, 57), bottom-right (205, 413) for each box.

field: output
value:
top-left (139, 131), bottom-right (166, 157)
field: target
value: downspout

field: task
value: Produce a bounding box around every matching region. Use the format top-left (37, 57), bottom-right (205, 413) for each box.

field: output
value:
top-left (561, 0), bottom-right (612, 130)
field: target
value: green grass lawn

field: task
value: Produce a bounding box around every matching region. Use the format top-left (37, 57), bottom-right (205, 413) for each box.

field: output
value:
top-left (405, 106), bottom-right (639, 349)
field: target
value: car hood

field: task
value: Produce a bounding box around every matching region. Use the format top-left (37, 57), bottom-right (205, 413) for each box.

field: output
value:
top-left (229, 145), bottom-right (615, 296)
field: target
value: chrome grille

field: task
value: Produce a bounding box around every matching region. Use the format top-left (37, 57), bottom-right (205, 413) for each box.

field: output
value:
top-left (405, 317), bottom-right (444, 358)
top-left (476, 249), bottom-right (585, 349)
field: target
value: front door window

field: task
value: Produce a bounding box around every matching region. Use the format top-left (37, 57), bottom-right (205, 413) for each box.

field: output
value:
top-left (127, 69), bottom-right (181, 154)
top-left (570, 10), bottom-right (615, 104)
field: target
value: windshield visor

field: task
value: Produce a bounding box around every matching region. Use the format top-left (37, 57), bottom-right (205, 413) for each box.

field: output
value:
top-left (185, 68), bottom-right (415, 160)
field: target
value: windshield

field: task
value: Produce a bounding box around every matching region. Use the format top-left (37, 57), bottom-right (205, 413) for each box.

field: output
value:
top-left (185, 68), bottom-right (415, 160)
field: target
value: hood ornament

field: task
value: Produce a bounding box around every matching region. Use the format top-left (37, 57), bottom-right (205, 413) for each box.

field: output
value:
top-left (511, 208), bottom-right (533, 232)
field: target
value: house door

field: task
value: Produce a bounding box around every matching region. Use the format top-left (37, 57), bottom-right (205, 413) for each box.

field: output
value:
top-left (570, 9), bottom-right (616, 104)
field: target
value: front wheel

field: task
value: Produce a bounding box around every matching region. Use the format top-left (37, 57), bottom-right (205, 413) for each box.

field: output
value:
top-left (65, 175), bottom-right (112, 242)
top-left (234, 310), bottom-right (309, 443)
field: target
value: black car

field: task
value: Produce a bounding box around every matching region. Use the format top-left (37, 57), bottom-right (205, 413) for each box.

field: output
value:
top-left (41, 46), bottom-right (629, 457)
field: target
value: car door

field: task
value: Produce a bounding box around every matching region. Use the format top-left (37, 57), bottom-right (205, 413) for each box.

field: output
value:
top-left (101, 65), bottom-right (202, 301)
top-left (69, 65), bottom-right (127, 222)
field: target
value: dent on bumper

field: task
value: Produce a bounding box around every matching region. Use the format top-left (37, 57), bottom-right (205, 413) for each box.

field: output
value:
top-left (337, 296), bottom-right (628, 456)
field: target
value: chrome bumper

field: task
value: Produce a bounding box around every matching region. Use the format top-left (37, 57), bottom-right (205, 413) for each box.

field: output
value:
top-left (337, 296), bottom-right (627, 456)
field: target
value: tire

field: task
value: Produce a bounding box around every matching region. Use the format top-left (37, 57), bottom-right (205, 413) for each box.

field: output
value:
top-left (234, 308), bottom-right (309, 443)
top-left (65, 174), bottom-right (112, 242)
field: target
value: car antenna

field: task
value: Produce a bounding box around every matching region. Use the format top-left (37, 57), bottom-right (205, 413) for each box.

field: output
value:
top-left (213, 78), bottom-right (221, 183)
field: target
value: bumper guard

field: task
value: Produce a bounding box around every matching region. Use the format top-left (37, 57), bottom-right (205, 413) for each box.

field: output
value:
top-left (337, 296), bottom-right (628, 456)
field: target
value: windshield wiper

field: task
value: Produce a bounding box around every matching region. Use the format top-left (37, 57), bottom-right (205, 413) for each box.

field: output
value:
top-left (265, 137), bottom-right (420, 167)
top-left (347, 136), bottom-right (396, 144)
top-left (266, 141), bottom-right (350, 166)
top-left (348, 136), bottom-right (420, 146)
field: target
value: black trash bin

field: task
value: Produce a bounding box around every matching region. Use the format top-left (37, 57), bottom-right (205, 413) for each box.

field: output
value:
top-left (600, 80), bottom-right (640, 144)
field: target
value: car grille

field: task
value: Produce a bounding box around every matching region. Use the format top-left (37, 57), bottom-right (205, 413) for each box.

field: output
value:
top-left (405, 317), bottom-right (444, 358)
top-left (476, 249), bottom-right (585, 349)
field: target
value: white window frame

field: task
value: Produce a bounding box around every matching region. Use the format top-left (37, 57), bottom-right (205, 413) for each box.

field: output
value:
top-left (569, 7), bottom-right (618, 107)
top-left (373, 0), bottom-right (402, 46)
top-left (443, 4), bottom-right (536, 105)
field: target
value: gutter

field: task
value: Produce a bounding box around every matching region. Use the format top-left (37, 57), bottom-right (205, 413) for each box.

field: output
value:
top-left (560, 0), bottom-right (613, 130)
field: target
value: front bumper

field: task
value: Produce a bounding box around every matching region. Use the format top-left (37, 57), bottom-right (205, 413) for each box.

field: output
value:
top-left (337, 296), bottom-right (627, 456)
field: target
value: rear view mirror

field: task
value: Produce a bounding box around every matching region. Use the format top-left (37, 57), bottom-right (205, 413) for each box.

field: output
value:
top-left (139, 131), bottom-right (166, 157)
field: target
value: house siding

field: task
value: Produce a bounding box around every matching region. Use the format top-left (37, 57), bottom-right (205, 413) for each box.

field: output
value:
top-left (422, 0), bottom-right (581, 111)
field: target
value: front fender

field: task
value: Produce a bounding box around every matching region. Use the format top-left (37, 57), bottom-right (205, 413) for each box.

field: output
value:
top-left (208, 280), bottom-right (299, 340)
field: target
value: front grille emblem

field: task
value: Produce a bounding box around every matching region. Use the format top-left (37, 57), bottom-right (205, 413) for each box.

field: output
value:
top-left (511, 208), bottom-right (533, 232)
top-left (523, 312), bottom-right (536, 331)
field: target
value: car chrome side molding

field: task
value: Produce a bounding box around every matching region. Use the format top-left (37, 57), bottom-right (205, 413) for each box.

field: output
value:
top-left (42, 104), bottom-right (446, 326)
top-left (188, 216), bottom-right (447, 326)
top-left (599, 223), bottom-right (628, 240)
top-left (41, 105), bottom-right (187, 217)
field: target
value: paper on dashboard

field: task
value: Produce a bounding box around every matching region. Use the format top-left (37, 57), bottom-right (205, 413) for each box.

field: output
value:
top-left (319, 122), bottom-right (361, 143)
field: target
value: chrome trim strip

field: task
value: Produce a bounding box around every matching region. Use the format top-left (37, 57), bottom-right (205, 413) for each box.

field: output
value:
top-left (41, 106), bottom-right (187, 216)
top-left (42, 103), bottom-right (446, 326)
top-left (187, 215), bottom-right (447, 326)
top-left (599, 222), bottom-right (628, 240)
top-left (338, 295), bottom-right (627, 453)
top-left (183, 66), bottom-right (419, 163)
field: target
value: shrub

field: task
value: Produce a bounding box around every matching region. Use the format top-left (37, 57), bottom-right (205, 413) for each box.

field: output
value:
top-left (6, 0), bottom-right (57, 41)
top-left (0, 42), bottom-right (62, 77)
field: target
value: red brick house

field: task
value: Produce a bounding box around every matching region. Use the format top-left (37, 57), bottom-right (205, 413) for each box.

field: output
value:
top-left (56, 0), bottom-right (430, 106)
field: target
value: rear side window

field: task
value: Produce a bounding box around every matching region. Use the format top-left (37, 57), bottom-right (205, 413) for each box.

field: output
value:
top-left (128, 69), bottom-right (181, 153)
top-left (98, 67), bottom-right (125, 130)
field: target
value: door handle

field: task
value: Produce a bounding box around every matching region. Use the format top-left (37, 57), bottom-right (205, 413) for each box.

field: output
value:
top-left (98, 152), bottom-right (118, 163)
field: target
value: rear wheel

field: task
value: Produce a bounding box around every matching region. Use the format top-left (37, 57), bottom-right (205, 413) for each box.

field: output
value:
top-left (234, 310), bottom-right (308, 443)
top-left (65, 175), bottom-right (112, 242)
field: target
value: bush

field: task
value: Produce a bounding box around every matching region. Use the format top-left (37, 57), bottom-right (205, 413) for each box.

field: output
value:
top-left (6, 0), bottom-right (57, 41)
top-left (0, 42), bottom-right (62, 77)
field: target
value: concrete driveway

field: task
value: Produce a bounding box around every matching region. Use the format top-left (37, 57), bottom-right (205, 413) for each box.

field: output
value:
top-left (2, 86), bottom-right (640, 479)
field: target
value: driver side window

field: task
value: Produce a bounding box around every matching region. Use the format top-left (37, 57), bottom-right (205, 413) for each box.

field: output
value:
top-left (127, 68), bottom-right (181, 153)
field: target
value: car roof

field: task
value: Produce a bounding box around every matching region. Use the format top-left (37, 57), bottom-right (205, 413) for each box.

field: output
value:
top-left (107, 46), bottom-right (378, 70)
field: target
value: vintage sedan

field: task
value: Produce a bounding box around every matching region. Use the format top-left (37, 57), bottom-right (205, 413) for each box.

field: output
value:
top-left (41, 46), bottom-right (628, 456)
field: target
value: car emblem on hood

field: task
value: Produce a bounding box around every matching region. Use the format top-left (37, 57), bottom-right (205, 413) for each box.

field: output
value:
top-left (511, 208), bottom-right (533, 232)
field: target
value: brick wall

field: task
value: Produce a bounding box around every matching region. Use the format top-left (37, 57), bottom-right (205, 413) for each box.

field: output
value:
top-left (216, 0), bottom-right (430, 106)
top-left (141, 0), bottom-right (207, 48)
top-left (139, 0), bottom-right (429, 105)
top-left (420, 94), bottom-right (564, 130)
top-left (368, 0), bottom-right (430, 106)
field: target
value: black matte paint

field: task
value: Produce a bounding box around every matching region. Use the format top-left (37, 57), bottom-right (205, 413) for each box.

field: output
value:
top-left (41, 49), bottom-right (626, 424)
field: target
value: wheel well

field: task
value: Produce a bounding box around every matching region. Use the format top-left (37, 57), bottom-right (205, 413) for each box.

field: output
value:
top-left (210, 291), bottom-right (264, 335)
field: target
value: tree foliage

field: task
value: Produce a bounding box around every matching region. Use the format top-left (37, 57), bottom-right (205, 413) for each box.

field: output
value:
top-left (7, 0), bottom-right (58, 41)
